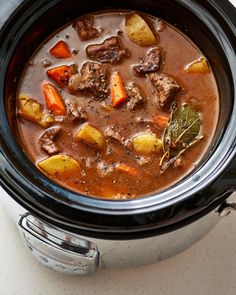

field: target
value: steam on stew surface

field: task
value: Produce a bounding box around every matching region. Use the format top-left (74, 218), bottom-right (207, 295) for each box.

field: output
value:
top-left (16, 11), bottom-right (219, 199)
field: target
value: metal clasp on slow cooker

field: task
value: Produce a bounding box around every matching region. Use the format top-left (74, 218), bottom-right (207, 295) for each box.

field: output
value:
top-left (18, 213), bottom-right (99, 275)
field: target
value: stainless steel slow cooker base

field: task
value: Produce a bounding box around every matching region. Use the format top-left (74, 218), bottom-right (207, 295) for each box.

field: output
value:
top-left (2, 186), bottom-right (236, 275)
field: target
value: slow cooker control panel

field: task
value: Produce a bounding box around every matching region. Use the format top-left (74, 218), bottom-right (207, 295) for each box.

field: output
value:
top-left (18, 213), bottom-right (99, 275)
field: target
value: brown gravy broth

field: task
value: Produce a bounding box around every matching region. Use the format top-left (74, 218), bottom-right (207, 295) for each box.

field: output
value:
top-left (16, 11), bottom-right (219, 199)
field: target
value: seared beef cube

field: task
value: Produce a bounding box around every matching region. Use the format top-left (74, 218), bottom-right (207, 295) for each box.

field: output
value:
top-left (73, 16), bottom-right (101, 41)
top-left (126, 83), bottom-right (146, 110)
top-left (86, 36), bottom-right (129, 64)
top-left (68, 74), bottom-right (81, 93)
top-left (68, 62), bottom-right (109, 100)
top-left (65, 98), bottom-right (88, 121)
top-left (133, 47), bottom-right (161, 75)
top-left (148, 73), bottom-right (180, 108)
top-left (104, 126), bottom-right (126, 145)
top-left (39, 126), bottom-right (61, 155)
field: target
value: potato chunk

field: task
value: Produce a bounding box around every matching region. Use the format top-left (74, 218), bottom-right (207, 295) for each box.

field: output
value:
top-left (125, 13), bottom-right (156, 47)
top-left (185, 58), bottom-right (210, 73)
top-left (18, 94), bottom-right (42, 121)
top-left (38, 154), bottom-right (80, 177)
top-left (76, 124), bottom-right (105, 149)
top-left (18, 94), bottom-right (54, 127)
top-left (40, 112), bottom-right (55, 128)
top-left (132, 132), bottom-right (163, 154)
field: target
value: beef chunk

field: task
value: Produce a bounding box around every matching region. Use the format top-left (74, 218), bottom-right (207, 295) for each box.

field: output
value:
top-left (73, 16), bottom-right (101, 41)
top-left (126, 83), bottom-right (146, 110)
top-left (65, 98), bottom-right (88, 121)
top-left (104, 126), bottom-right (126, 145)
top-left (68, 74), bottom-right (82, 94)
top-left (148, 73), bottom-right (180, 108)
top-left (68, 62), bottom-right (109, 100)
top-left (86, 37), bottom-right (129, 64)
top-left (133, 47), bottom-right (161, 75)
top-left (39, 126), bottom-right (61, 155)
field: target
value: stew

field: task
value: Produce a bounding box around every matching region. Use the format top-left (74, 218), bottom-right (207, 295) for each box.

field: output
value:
top-left (16, 11), bottom-right (219, 199)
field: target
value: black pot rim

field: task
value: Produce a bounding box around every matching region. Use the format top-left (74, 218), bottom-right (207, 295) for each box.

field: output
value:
top-left (0, 0), bottom-right (235, 237)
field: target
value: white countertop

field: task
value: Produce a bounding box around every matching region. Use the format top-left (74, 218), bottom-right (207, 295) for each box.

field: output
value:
top-left (0, 0), bottom-right (236, 294)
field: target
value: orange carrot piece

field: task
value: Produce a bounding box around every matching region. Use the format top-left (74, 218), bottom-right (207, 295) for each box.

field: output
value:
top-left (152, 113), bottom-right (169, 129)
top-left (115, 163), bottom-right (139, 176)
top-left (47, 65), bottom-right (72, 88)
top-left (49, 41), bottom-right (72, 59)
top-left (43, 83), bottom-right (66, 116)
top-left (111, 72), bottom-right (127, 107)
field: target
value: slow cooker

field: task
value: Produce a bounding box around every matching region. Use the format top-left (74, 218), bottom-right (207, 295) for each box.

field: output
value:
top-left (0, 0), bottom-right (235, 275)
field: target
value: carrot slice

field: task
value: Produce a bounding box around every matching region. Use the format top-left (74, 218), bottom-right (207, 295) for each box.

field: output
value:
top-left (152, 113), bottom-right (169, 129)
top-left (43, 83), bottom-right (66, 116)
top-left (111, 72), bottom-right (127, 107)
top-left (115, 163), bottom-right (139, 176)
top-left (49, 41), bottom-right (72, 59)
top-left (47, 65), bottom-right (73, 88)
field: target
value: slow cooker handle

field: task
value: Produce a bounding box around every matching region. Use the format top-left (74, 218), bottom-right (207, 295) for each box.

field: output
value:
top-left (18, 213), bottom-right (99, 275)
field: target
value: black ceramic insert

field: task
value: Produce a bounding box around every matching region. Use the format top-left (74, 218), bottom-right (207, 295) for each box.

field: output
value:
top-left (0, 0), bottom-right (235, 239)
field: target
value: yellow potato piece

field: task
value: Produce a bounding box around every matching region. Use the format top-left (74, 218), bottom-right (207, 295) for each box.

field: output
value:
top-left (39, 111), bottom-right (54, 128)
top-left (125, 13), bottom-right (157, 47)
top-left (133, 132), bottom-right (163, 154)
top-left (185, 58), bottom-right (210, 73)
top-left (18, 94), bottom-right (42, 122)
top-left (76, 124), bottom-right (105, 149)
top-left (38, 155), bottom-right (80, 177)
top-left (18, 94), bottom-right (54, 127)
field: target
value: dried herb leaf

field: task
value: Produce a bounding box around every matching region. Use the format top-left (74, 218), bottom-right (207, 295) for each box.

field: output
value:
top-left (160, 103), bottom-right (203, 171)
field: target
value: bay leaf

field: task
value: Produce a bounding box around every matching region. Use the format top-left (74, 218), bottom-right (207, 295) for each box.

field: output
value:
top-left (161, 103), bottom-right (203, 171)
